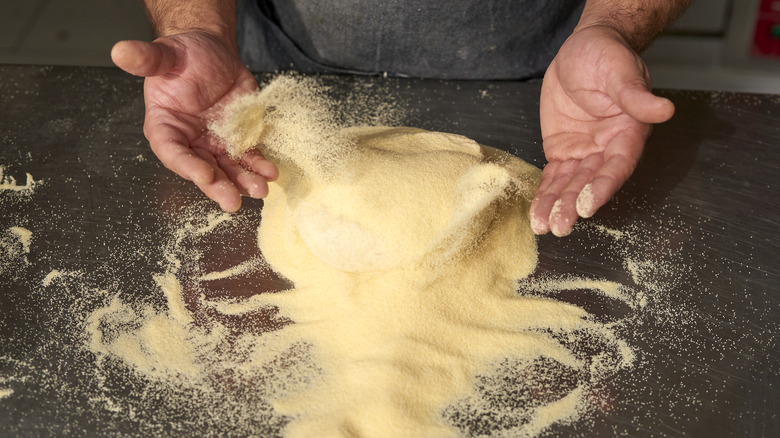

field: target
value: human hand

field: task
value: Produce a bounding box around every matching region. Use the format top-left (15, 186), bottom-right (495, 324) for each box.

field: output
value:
top-left (111, 32), bottom-right (278, 212)
top-left (532, 25), bottom-right (675, 236)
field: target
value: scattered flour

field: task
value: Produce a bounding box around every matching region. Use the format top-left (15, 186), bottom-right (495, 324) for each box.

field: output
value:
top-left (85, 76), bottom-right (639, 437)
top-left (1, 76), bottom-right (770, 437)
top-left (1, 226), bottom-right (33, 277)
top-left (0, 166), bottom-right (39, 193)
top-left (8, 227), bottom-right (32, 253)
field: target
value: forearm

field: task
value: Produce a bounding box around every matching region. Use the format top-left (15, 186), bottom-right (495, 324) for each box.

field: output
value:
top-left (577, 0), bottom-right (693, 51)
top-left (143, 0), bottom-right (237, 47)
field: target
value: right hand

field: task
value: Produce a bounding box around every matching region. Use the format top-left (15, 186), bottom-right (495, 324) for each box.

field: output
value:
top-left (111, 31), bottom-right (278, 212)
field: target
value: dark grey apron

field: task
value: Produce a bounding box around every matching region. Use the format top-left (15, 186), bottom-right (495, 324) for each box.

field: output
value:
top-left (236, 0), bottom-right (584, 80)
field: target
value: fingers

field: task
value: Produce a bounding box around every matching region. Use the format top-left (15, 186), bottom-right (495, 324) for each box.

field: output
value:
top-left (145, 120), bottom-right (250, 212)
top-left (531, 160), bottom-right (577, 235)
top-left (242, 151), bottom-right (279, 182)
top-left (531, 154), bottom-right (603, 237)
top-left (146, 121), bottom-right (215, 184)
top-left (574, 159), bottom-right (630, 220)
top-left (530, 176), bottom-right (553, 234)
top-left (148, 129), bottom-right (280, 210)
top-left (218, 154), bottom-right (271, 199)
top-left (149, 131), bottom-right (242, 212)
top-left (190, 148), bottom-right (242, 212)
top-left (149, 135), bottom-right (278, 211)
top-left (111, 40), bottom-right (177, 77)
top-left (577, 130), bottom-right (643, 218)
top-left (153, 137), bottom-right (275, 211)
top-left (533, 167), bottom-right (588, 237)
top-left (549, 154), bottom-right (603, 236)
top-left (533, 129), bottom-right (643, 236)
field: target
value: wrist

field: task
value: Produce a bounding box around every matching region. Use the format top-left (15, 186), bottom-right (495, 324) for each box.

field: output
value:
top-left (569, 23), bottom-right (627, 45)
top-left (575, 9), bottom-right (654, 52)
top-left (575, 0), bottom-right (693, 52)
top-left (158, 24), bottom-right (238, 53)
top-left (144, 0), bottom-right (238, 51)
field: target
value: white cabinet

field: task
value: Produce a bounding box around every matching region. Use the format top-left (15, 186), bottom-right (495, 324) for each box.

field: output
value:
top-left (643, 0), bottom-right (780, 93)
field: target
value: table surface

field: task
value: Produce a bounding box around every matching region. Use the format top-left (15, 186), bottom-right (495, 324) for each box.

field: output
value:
top-left (0, 65), bottom-right (778, 437)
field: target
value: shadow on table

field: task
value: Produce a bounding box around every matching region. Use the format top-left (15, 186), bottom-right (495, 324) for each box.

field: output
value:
top-left (594, 91), bottom-right (737, 229)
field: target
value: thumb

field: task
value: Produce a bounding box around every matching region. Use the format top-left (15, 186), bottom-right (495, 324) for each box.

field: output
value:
top-left (111, 40), bottom-right (177, 77)
top-left (603, 46), bottom-right (675, 124)
top-left (616, 85), bottom-right (675, 124)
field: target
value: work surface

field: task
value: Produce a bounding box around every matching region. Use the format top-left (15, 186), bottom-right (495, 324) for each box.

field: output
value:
top-left (0, 65), bottom-right (778, 437)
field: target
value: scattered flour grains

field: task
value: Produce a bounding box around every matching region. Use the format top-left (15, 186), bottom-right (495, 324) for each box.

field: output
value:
top-left (86, 76), bottom-right (639, 437)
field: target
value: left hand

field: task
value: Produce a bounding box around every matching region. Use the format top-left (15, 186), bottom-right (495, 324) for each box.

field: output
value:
top-left (531, 25), bottom-right (675, 236)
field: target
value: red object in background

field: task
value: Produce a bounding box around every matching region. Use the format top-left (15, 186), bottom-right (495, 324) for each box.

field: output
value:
top-left (753, 0), bottom-right (780, 57)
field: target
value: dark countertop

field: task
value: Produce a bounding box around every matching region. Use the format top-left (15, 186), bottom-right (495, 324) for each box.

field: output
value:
top-left (0, 65), bottom-right (778, 437)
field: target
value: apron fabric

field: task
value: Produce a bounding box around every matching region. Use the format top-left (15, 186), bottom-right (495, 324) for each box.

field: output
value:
top-left (236, 0), bottom-right (585, 80)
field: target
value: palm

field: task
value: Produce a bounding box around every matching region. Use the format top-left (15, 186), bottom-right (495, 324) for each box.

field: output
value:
top-left (143, 33), bottom-right (256, 123)
top-left (541, 69), bottom-right (647, 165)
top-left (531, 26), bottom-right (674, 236)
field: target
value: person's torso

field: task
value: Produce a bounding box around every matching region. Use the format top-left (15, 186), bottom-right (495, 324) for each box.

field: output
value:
top-left (243, 0), bottom-right (584, 79)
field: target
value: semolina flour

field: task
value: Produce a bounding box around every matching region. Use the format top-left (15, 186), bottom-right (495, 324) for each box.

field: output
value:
top-left (84, 76), bottom-right (638, 437)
